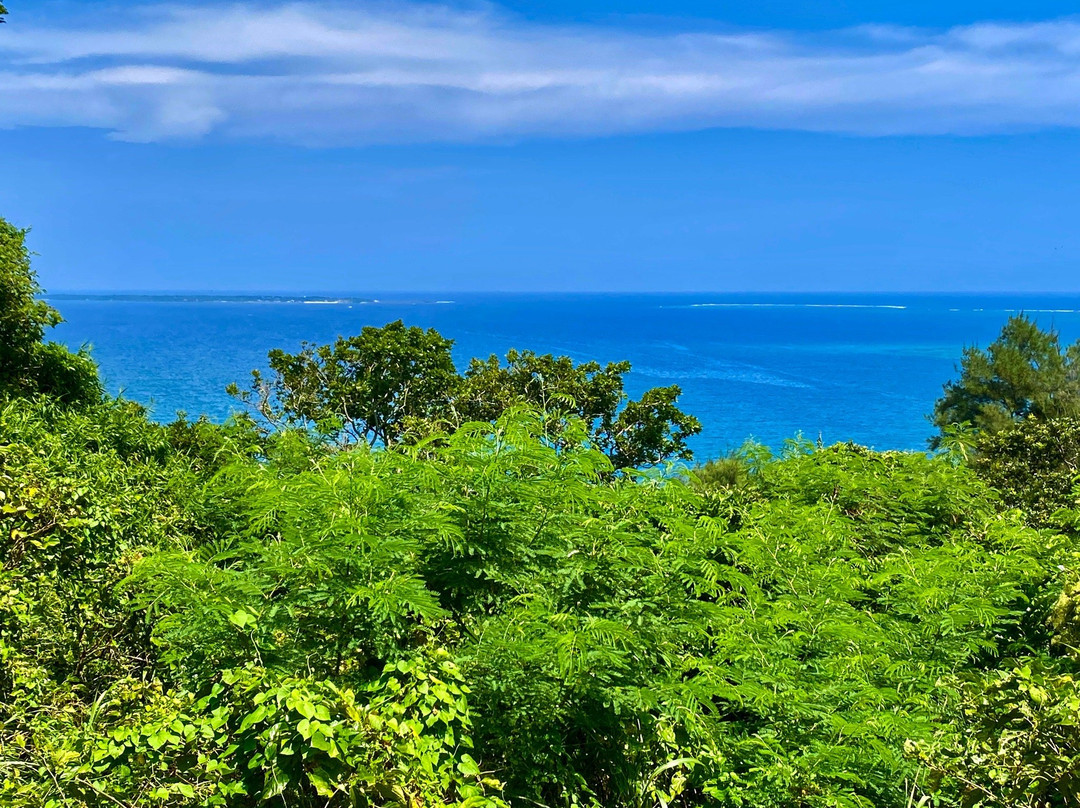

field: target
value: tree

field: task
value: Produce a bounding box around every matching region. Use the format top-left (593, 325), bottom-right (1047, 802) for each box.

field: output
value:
top-left (457, 351), bottom-right (629, 425)
top-left (599, 382), bottom-right (700, 467)
top-left (0, 219), bottom-right (59, 386)
top-left (237, 325), bottom-right (701, 466)
top-left (0, 217), bottom-right (100, 404)
top-left (457, 349), bottom-right (701, 467)
top-left (931, 314), bottom-right (1080, 447)
top-left (230, 320), bottom-right (459, 446)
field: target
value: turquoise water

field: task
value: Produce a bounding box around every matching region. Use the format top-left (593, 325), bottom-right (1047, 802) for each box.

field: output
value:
top-left (48, 293), bottom-right (1080, 459)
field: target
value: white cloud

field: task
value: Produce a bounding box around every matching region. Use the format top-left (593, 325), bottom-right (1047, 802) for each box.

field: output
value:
top-left (2, 3), bottom-right (1080, 142)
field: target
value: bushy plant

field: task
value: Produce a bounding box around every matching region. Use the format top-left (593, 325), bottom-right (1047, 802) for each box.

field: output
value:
top-left (0, 398), bottom-right (208, 701)
top-left (0, 218), bottom-right (101, 405)
top-left (4, 654), bottom-right (505, 808)
top-left (915, 660), bottom-right (1080, 808)
top-left (114, 411), bottom-right (1057, 807)
top-left (970, 415), bottom-right (1080, 527)
top-left (2, 268), bottom-right (1078, 808)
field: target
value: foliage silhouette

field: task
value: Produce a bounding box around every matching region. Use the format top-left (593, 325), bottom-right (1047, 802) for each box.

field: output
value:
top-left (0, 217), bottom-right (100, 404)
top-left (234, 321), bottom-right (701, 467)
top-left (932, 314), bottom-right (1080, 447)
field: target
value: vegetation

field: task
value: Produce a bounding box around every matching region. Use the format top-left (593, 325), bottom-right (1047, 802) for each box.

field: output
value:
top-left (230, 322), bottom-right (459, 447)
top-left (932, 313), bottom-right (1080, 446)
top-left (0, 218), bottom-right (101, 404)
top-left (6, 223), bottom-right (1080, 807)
top-left (970, 414), bottom-right (1080, 527)
top-left (691, 451), bottom-right (751, 491)
top-left (232, 323), bottom-right (701, 467)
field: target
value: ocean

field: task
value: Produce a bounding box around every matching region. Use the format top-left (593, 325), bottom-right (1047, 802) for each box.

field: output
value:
top-left (47, 292), bottom-right (1080, 459)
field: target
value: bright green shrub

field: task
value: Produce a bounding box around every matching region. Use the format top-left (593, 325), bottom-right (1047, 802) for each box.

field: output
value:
top-left (3, 653), bottom-right (504, 808)
top-left (119, 411), bottom-right (1058, 808)
top-left (0, 397), bottom-right (238, 807)
top-left (971, 415), bottom-right (1080, 527)
top-left (26, 341), bottom-right (102, 405)
top-left (668, 442), bottom-right (1058, 806)
top-left (915, 661), bottom-right (1080, 808)
top-left (0, 398), bottom-right (206, 700)
top-left (164, 412), bottom-right (265, 475)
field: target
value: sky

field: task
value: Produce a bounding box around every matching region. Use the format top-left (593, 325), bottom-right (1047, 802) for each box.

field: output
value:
top-left (2, 0), bottom-right (1080, 292)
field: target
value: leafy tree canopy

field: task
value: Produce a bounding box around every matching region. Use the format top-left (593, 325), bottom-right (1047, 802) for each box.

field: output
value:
top-left (229, 320), bottom-right (458, 447)
top-left (0, 331), bottom-right (1076, 807)
top-left (114, 420), bottom-right (1057, 807)
top-left (5, 229), bottom-right (1080, 808)
top-left (234, 321), bottom-right (701, 467)
top-left (0, 217), bottom-right (100, 404)
top-left (457, 349), bottom-right (701, 467)
top-left (932, 314), bottom-right (1080, 446)
top-left (0, 218), bottom-right (61, 381)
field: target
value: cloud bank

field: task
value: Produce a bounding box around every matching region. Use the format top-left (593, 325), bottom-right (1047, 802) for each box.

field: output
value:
top-left (3, 3), bottom-right (1080, 143)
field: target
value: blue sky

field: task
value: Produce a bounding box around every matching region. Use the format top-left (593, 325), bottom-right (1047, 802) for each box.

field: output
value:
top-left (2, 0), bottom-right (1080, 292)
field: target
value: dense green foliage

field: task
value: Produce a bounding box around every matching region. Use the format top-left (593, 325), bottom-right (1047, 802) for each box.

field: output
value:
top-left (8, 226), bottom-right (1080, 807)
top-left (970, 415), bottom-right (1080, 527)
top-left (0, 218), bottom-right (100, 404)
top-left (692, 452), bottom-right (751, 491)
top-left (455, 350), bottom-right (700, 467)
top-left (932, 314), bottom-right (1080, 446)
top-left (231, 321), bottom-right (459, 447)
top-left (233, 321), bottom-right (700, 467)
top-left (910, 407), bottom-right (1080, 806)
top-left (6, 394), bottom-right (1072, 808)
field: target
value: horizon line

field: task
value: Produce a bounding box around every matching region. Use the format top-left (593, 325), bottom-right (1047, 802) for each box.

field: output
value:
top-left (43, 289), bottom-right (1080, 297)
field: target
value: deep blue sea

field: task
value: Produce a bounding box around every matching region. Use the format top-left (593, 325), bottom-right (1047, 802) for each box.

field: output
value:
top-left (47, 293), bottom-right (1080, 459)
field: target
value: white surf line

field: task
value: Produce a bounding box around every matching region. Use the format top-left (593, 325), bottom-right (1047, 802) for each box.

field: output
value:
top-left (687, 303), bottom-right (908, 309)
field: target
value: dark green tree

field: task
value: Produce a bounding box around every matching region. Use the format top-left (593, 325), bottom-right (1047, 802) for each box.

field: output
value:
top-left (932, 314), bottom-right (1080, 446)
top-left (0, 219), bottom-right (59, 383)
top-left (598, 381), bottom-right (700, 467)
top-left (230, 320), bottom-right (459, 446)
top-left (457, 349), bottom-right (701, 467)
top-left (238, 325), bottom-right (701, 466)
top-left (0, 217), bottom-right (100, 404)
top-left (457, 351), bottom-right (628, 425)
